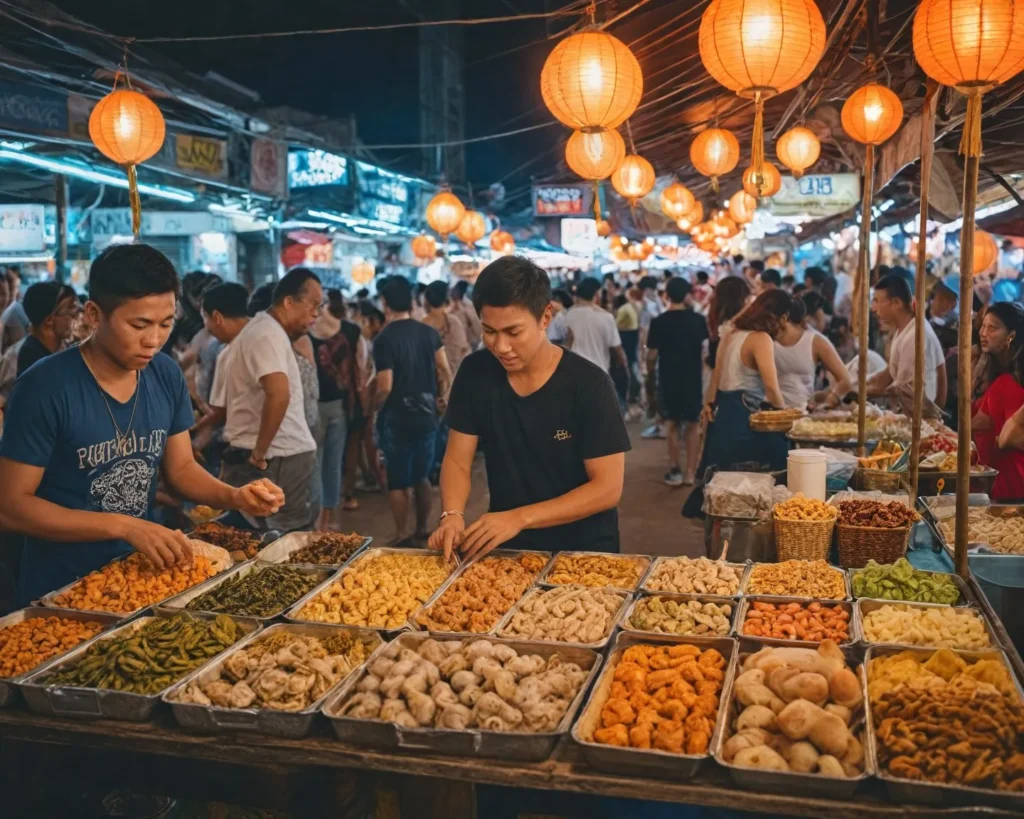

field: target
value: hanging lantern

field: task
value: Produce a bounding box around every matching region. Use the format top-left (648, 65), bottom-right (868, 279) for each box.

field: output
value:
top-left (690, 127), bottom-right (740, 191)
top-left (610, 153), bottom-right (656, 205)
top-left (676, 200), bottom-right (705, 232)
top-left (455, 210), bottom-right (487, 246)
top-left (776, 125), bottom-right (820, 178)
top-left (607, 233), bottom-right (627, 248)
top-left (489, 229), bottom-right (515, 254)
top-left (425, 191), bottom-right (466, 238)
top-left (742, 162), bottom-right (781, 198)
top-left (972, 229), bottom-right (998, 275)
top-left (660, 182), bottom-right (696, 220)
top-left (841, 84), bottom-right (904, 146)
top-left (713, 210), bottom-right (739, 238)
top-left (699, 0), bottom-right (826, 197)
top-left (565, 128), bottom-right (626, 180)
top-left (89, 88), bottom-right (166, 237)
top-left (728, 190), bottom-right (757, 224)
top-left (350, 260), bottom-right (375, 286)
top-left (595, 219), bottom-right (611, 237)
top-left (411, 234), bottom-right (437, 260)
top-left (540, 30), bottom-right (643, 130)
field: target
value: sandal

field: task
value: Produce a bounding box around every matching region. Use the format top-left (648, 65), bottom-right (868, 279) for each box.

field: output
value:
top-left (342, 497), bottom-right (359, 511)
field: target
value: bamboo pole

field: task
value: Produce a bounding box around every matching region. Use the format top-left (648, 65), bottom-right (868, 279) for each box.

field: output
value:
top-left (856, 144), bottom-right (875, 457)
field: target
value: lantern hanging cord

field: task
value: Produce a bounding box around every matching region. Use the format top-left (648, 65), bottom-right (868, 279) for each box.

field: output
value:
top-left (626, 121), bottom-right (638, 154)
top-left (960, 88), bottom-right (984, 159)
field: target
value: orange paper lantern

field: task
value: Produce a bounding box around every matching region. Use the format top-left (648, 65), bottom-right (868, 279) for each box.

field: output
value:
top-left (425, 191), bottom-right (466, 237)
top-left (540, 30), bottom-right (643, 130)
top-left (595, 219), bottom-right (611, 237)
top-left (676, 201), bottom-right (705, 232)
top-left (455, 210), bottom-right (487, 246)
top-left (660, 182), bottom-right (696, 220)
top-left (742, 162), bottom-right (782, 198)
top-left (350, 260), bottom-right (375, 286)
top-left (489, 230), bottom-right (515, 254)
top-left (411, 234), bottom-right (437, 260)
top-left (565, 128), bottom-right (626, 181)
top-left (690, 127), bottom-right (740, 190)
top-left (610, 153), bottom-right (656, 204)
top-left (728, 190), bottom-right (757, 224)
top-left (713, 210), bottom-right (739, 238)
top-left (841, 84), bottom-right (904, 146)
top-left (972, 229), bottom-right (998, 275)
top-left (776, 125), bottom-right (820, 178)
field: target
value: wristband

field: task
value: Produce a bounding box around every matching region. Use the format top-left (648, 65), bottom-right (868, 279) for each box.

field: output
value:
top-left (439, 510), bottom-right (464, 522)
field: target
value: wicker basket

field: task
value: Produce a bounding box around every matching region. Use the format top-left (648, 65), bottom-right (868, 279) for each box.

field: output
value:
top-left (773, 514), bottom-right (837, 561)
top-left (836, 522), bottom-right (912, 568)
top-left (853, 468), bottom-right (905, 492)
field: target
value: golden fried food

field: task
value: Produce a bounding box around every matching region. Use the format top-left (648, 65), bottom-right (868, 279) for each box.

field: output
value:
top-left (861, 604), bottom-right (991, 651)
top-left (939, 509), bottom-right (1024, 555)
top-left (774, 495), bottom-right (839, 522)
top-left (645, 556), bottom-right (742, 595)
top-left (747, 560), bottom-right (845, 599)
top-left (0, 616), bottom-right (105, 678)
top-left (867, 648), bottom-right (1017, 705)
top-left (545, 553), bottom-right (647, 590)
top-left (741, 600), bottom-right (851, 643)
top-left (629, 597), bottom-right (732, 637)
top-left (415, 553), bottom-right (545, 633)
top-left (294, 551), bottom-right (453, 628)
top-left (498, 585), bottom-right (625, 644)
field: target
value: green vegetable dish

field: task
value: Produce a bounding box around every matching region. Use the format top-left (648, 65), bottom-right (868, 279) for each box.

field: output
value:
top-left (851, 558), bottom-right (961, 604)
top-left (185, 565), bottom-right (322, 618)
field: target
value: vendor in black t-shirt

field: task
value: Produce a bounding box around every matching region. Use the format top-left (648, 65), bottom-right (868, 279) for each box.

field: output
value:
top-left (429, 256), bottom-right (631, 560)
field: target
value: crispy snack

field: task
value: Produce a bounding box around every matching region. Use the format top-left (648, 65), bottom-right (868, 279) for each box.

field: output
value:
top-left (861, 603), bottom-right (990, 650)
top-left (837, 500), bottom-right (918, 529)
top-left (192, 522), bottom-right (262, 560)
top-left (42, 614), bottom-right (242, 695)
top-left (747, 560), bottom-right (845, 599)
top-left (415, 553), bottom-right (545, 633)
top-left (0, 616), bottom-right (105, 678)
top-left (545, 553), bottom-right (646, 590)
top-left (791, 419), bottom-right (879, 440)
top-left (851, 559), bottom-right (960, 604)
top-left (295, 552), bottom-right (453, 628)
top-left (774, 495), bottom-right (839, 522)
top-left (187, 505), bottom-right (223, 526)
top-left (51, 552), bottom-right (219, 615)
top-left (592, 643), bottom-right (725, 754)
top-left (629, 597), bottom-right (732, 637)
top-left (287, 532), bottom-right (366, 566)
top-left (939, 510), bottom-right (1024, 556)
top-left (867, 647), bottom-right (1017, 704)
top-left (185, 565), bottom-right (322, 618)
top-left (645, 556), bottom-right (742, 595)
top-left (741, 600), bottom-right (851, 643)
top-left (498, 585), bottom-right (625, 644)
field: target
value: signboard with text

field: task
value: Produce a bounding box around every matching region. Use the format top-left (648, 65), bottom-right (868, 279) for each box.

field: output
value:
top-left (175, 134), bottom-right (228, 180)
top-left (91, 209), bottom-right (229, 237)
top-left (533, 184), bottom-right (593, 217)
top-left (0, 204), bottom-right (45, 252)
top-left (356, 161), bottom-right (410, 225)
top-left (250, 138), bottom-right (287, 199)
top-left (767, 174), bottom-right (860, 218)
top-left (0, 82), bottom-right (69, 137)
top-left (288, 149), bottom-right (349, 189)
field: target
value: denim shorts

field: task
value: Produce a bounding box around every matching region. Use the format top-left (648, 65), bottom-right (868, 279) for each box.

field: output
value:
top-left (376, 413), bottom-right (437, 490)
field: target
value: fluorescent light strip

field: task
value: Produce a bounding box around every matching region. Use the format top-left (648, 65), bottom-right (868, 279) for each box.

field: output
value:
top-left (0, 150), bottom-right (196, 203)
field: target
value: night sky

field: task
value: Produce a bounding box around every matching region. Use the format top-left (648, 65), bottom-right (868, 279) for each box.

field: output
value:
top-left (50, 0), bottom-right (563, 198)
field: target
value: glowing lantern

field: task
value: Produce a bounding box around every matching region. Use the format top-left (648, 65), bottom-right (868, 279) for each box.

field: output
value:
top-left (89, 88), bottom-right (166, 237)
top-left (676, 200), bottom-right (705, 232)
top-left (728, 190), bottom-right (757, 224)
top-left (841, 84), bottom-right (904, 146)
top-left (628, 242), bottom-right (653, 261)
top-left (607, 233), bottom-right (627, 248)
top-left (776, 125), bottom-right (820, 178)
top-left (610, 153), bottom-right (656, 205)
top-left (972, 229), bottom-right (998, 275)
top-left (350, 260), bottom-right (375, 286)
top-left (425, 191), bottom-right (466, 238)
top-left (540, 30), bottom-right (643, 130)
top-left (455, 210), bottom-right (487, 246)
top-left (742, 162), bottom-right (781, 198)
top-left (565, 128), bottom-right (626, 180)
top-left (411, 234), bottom-right (437, 260)
top-left (713, 210), bottom-right (739, 238)
top-left (690, 127), bottom-right (740, 191)
top-left (489, 229), bottom-right (515, 254)
top-left (595, 219), bottom-right (611, 237)
top-left (660, 182), bottom-right (696, 220)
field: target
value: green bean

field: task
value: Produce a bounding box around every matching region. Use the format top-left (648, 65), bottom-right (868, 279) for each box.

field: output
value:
top-left (185, 565), bottom-right (321, 617)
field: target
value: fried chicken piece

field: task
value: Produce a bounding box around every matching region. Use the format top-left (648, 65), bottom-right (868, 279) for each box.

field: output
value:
top-left (668, 678), bottom-right (695, 699)
top-left (610, 681), bottom-right (628, 699)
top-left (594, 724), bottom-right (630, 747)
top-left (614, 662), bottom-right (646, 684)
top-left (686, 730), bottom-right (710, 755)
top-left (629, 724), bottom-right (653, 749)
top-left (635, 706), bottom-right (660, 729)
top-left (628, 689), bottom-right (652, 710)
top-left (646, 668), bottom-right (682, 690)
top-left (668, 644), bottom-right (701, 659)
top-left (622, 646), bottom-right (652, 670)
top-left (601, 698), bottom-right (636, 727)
top-left (657, 698), bottom-right (688, 721)
top-left (652, 719), bottom-right (685, 753)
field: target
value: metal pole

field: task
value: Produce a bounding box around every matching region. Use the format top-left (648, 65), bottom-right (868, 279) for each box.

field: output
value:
top-left (856, 144), bottom-right (875, 457)
top-left (54, 174), bottom-right (68, 284)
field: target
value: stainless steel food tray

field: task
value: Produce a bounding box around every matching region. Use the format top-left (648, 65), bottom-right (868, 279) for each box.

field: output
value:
top-left (928, 503), bottom-right (1024, 558)
top-left (536, 551), bottom-right (653, 592)
top-left (855, 598), bottom-right (999, 651)
top-left (408, 549), bottom-right (552, 637)
top-left (620, 592), bottom-right (738, 639)
top-left (864, 644), bottom-right (1024, 810)
top-left (734, 596), bottom-right (858, 648)
top-left (847, 564), bottom-right (972, 606)
top-left (714, 639), bottom-right (874, 799)
top-left (162, 622), bottom-right (385, 738)
top-left (19, 609), bottom-right (260, 721)
top-left (160, 560), bottom-right (336, 621)
top-left (571, 631), bottom-right (737, 779)
top-left (493, 584), bottom-right (631, 650)
top-left (641, 556), bottom-right (750, 597)
top-left (257, 532), bottom-right (373, 570)
top-left (0, 607), bottom-right (122, 708)
top-left (322, 632), bottom-right (602, 761)
top-left (741, 561), bottom-right (851, 601)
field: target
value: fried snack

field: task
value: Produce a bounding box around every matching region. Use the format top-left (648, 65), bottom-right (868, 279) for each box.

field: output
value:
top-left (861, 604), bottom-right (991, 650)
top-left (741, 600), bottom-right (851, 643)
top-left (192, 522), bottom-right (262, 560)
top-left (747, 560), bottom-right (846, 599)
top-left (415, 553), bottom-right (545, 633)
top-left (837, 500), bottom-right (919, 529)
top-left (545, 553), bottom-right (647, 589)
top-left (645, 556), bottom-right (742, 595)
top-left (294, 551), bottom-right (453, 628)
top-left (174, 630), bottom-right (379, 711)
top-left (939, 509), bottom-right (1024, 556)
top-left (867, 648), bottom-right (1017, 705)
top-left (629, 597), bottom-right (732, 637)
top-left (851, 559), bottom-right (960, 604)
top-left (187, 505), bottom-right (223, 526)
top-left (791, 419), bottom-right (880, 440)
top-left (773, 495), bottom-right (839, 522)
top-left (498, 585), bottom-right (625, 644)
top-left (185, 565), bottom-right (322, 618)
top-left (286, 532), bottom-right (366, 565)
top-left (42, 614), bottom-right (242, 695)
top-left (51, 552), bottom-right (220, 615)
top-left (591, 643), bottom-right (725, 754)
top-left (0, 616), bottom-right (105, 678)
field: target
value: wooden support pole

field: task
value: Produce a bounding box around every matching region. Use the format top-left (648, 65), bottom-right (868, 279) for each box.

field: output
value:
top-left (856, 144), bottom-right (875, 457)
top-left (54, 174), bottom-right (68, 284)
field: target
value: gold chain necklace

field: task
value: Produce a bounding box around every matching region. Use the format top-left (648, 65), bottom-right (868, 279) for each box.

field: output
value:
top-left (80, 343), bottom-right (141, 452)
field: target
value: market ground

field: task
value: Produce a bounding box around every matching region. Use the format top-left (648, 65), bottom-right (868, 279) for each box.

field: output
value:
top-left (342, 419), bottom-right (708, 556)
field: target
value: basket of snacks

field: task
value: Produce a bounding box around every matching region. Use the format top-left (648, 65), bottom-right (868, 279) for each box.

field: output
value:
top-left (772, 495), bottom-right (839, 561)
top-left (835, 500), bottom-right (920, 569)
top-left (749, 407), bottom-right (805, 433)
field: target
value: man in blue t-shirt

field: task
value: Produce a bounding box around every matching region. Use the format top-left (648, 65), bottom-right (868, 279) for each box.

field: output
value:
top-left (0, 244), bottom-right (285, 606)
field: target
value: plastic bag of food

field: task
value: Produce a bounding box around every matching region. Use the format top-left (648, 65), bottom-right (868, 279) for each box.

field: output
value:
top-left (703, 471), bottom-right (774, 519)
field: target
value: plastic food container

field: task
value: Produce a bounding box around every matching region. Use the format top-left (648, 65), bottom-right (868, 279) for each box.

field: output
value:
top-left (787, 450), bottom-right (827, 500)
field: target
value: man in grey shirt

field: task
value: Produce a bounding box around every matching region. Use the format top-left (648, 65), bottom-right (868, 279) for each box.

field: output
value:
top-left (563, 277), bottom-right (626, 375)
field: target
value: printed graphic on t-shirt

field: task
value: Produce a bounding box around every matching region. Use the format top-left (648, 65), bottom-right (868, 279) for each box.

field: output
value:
top-left (77, 429), bottom-right (168, 518)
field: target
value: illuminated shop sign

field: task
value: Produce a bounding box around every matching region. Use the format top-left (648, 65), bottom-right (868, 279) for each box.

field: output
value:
top-left (288, 149), bottom-right (349, 189)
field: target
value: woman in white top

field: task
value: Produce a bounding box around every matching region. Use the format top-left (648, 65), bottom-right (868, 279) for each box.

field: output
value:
top-left (774, 294), bottom-right (851, 410)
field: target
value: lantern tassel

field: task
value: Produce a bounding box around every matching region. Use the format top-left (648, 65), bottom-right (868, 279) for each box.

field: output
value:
top-left (752, 94), bottom-right (766, 196)
top-left (711, 175), bottom-right (719, 194)
top-left (126, 163), bottom-right (142, 238)
top-left (593, 181), bottom-right (601, 222)
top-left (959, 88), bottom-right (984, 159)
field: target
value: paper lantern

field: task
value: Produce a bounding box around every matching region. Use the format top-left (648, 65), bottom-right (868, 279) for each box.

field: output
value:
top-left (676, 201), bottom-right (705, 232)
top-left (660, 182), bottom-right (696, 220)
top-left (565, 128), bottom-right (626, 181)
top-left (972, 229), bottom-right (998, 275)
top-left (690, 127), bottom-right (740, 191)
top-left (776, 125), bottom-right (820, 178)
top-left (595, 219), bottom-right (611, 237)
top-left (610, 153), bottom-right (656, 204)
top-left (742, 162), bottom-right (782, 198)
top-left (540, 30), bottom-right (643, 130)
top-left (713, 210), bottom-right (739, 238)
top-left (728, 190), bottom-right (757, 224)
top-left (425, 191), bottom-right (466, 237)
top-left (411, 234), bottom-right (437, 260)
top-left (841, 84), bottom-right (904, 146)
top-left (627, 242), bottom-right (652, 261)
top-left (455, 210), bottom-right (486, 246)
top-left (489, 229), bottom-right (515, 254)
top-left (350, 260), bottom-right (375, 286)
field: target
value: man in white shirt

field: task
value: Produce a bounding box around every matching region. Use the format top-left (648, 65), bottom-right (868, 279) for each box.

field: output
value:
top-left (867, 273), bottom-right (947, 407)
top-left (220, 268), bottom-right (323, 531)
top-left (564, 277), bottom-right (626, 375)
